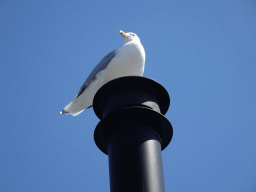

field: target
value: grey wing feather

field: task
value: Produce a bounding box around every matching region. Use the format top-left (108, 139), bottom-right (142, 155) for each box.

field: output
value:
top-left (76, 49), bottom-right (117, 98)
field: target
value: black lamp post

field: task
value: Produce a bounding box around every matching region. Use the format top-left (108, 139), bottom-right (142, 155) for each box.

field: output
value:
top-left (93, 76), bottom-right (173, 192)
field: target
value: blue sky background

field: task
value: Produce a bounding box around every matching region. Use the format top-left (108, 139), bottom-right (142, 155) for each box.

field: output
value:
top-left (1, 0), bottom-right (256, 191)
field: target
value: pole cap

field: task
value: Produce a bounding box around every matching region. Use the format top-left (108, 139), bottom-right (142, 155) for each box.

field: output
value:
top-left (93, 76), bottom-right (173, 154)
top-left (93, 76), bottom-right (170, 120)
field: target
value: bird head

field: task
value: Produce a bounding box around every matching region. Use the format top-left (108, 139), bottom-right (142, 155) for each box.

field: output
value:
top-left (120, 30), bottom-right (141, 44)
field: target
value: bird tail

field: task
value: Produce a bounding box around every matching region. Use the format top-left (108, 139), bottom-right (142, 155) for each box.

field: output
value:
top-left (60, 109), bottom-right (69, 115)
top-left (60, 98), bottom-right (86, 116)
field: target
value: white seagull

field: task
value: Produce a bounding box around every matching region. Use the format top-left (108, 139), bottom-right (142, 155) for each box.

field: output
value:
top-left (60, 30), bottom-right (146, 116)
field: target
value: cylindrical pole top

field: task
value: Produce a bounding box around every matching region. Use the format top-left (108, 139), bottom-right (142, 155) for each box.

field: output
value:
top-left (93, 76), bottom-right (173, 155)
top-left (93, 76), bottom-right (170, 120)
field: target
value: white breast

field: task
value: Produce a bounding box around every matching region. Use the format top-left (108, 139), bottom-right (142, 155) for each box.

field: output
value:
top-left (101, 41), bottom-right (146, 81)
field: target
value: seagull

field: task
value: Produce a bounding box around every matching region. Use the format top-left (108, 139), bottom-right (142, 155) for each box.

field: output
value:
top-left (60, 30), bottom-right (146, 116)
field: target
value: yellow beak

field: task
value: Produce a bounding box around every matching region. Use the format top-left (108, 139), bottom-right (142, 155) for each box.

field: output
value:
top-left (120, 30), bottom-right (129, 38)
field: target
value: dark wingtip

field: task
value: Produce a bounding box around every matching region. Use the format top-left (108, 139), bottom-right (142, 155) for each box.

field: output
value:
top-left (60, 110), bottom-right (69, 115)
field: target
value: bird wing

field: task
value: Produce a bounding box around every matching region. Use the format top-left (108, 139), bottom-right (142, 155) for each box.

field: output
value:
top-left (75, 49), bottom-right (117, 98)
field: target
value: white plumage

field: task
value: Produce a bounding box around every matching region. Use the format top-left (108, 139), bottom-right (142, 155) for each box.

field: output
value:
top-left (60, 30), bottom-right (145, 116)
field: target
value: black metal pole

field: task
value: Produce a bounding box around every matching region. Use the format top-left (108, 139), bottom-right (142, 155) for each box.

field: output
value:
top-left (93, 76), bottom-right (173, 192)
top-left (108, 125), bottom-right (165, 192)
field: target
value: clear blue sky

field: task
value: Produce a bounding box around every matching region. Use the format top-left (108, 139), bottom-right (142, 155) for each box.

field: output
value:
top-left (1, 1), bottom-right (256, 191)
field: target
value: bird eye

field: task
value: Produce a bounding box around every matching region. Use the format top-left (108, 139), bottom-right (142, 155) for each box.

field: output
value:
top-left (128, 33), bottom-right (135, 38)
